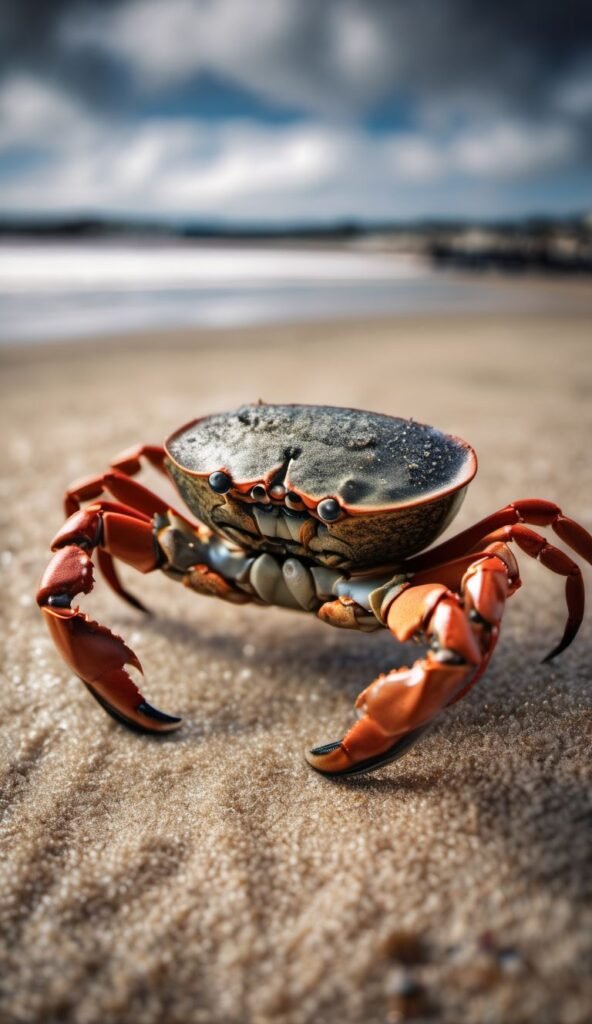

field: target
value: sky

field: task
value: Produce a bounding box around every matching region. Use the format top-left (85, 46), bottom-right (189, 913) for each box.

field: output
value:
top-left (2, 0), bottom-right (592, 225)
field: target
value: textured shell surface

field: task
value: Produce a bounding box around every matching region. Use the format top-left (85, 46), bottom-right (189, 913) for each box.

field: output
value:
top-left (166, 403), bottom-right (475, 511)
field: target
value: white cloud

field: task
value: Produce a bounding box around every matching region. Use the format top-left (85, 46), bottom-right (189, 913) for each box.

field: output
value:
top-left (0, 74), bottom-right (586, 221)
top-left (386, 136), bottom-right (442, 183)
top-left (450, 121), bottom-right (576, 179)
top-left (387, 118), bottom-right (577, 184)
top-left (0, 74), bottom-right (92, 148)
top-left (61, 0), bottom-right (395, 114)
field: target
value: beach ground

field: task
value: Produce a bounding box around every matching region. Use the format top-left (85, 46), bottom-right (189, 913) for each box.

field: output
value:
top-left (1, 310), bottom-right (591, 1023)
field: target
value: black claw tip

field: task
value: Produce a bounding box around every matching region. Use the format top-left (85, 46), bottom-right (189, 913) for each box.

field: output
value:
top-left (309, 740), bottom-right (343, 756)
top-left (136, 701), bottom-right (182, 726)
top-left (85, 686), bottom-right (182, 733)
top-left (313, 724), bottom-right (435, 777)
top-left (125, 593), bottom-right (151, 614)
top-left (542, 629), bottom-right (578, 663)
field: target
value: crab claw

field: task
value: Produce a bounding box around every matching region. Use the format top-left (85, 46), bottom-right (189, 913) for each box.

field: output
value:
top-left (306, 719), bottom-right (435, 776)
top-left (38, 542), bottom-right (181, 732)
top-left (305, 657), bottom-right (470, 776)
top-left (307, 584), bottom-right (491, 777)
top-left (42, 603), bottom-right (181, 731)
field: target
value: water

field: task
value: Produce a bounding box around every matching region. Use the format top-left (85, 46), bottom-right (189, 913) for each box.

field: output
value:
top-left (0, 240), bottom-right (587, 344)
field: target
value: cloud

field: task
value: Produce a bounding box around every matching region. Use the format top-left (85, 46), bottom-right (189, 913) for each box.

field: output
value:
top-left (448, 122), bottom-right (577, 180)
top-left (385, 122), bottom-right (576, 185)
top-left (0, 0), bottom-right (587, 124)
top-left (56, 0), bottom-right (592, 120)
top-left (1, 2), bottom-right (590, 221)
top-left (554, 59), bottom-right (592, 117)
top-left (0, 74), bottom-right (93, 148)
top-left (60, 0), bottom-right (395, 115)
top-left (0, 73), bottom-right (587, 222)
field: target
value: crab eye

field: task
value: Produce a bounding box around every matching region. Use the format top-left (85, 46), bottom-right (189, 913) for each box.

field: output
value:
top-left (317, 498), bottom-right (341, 522)
top-left (250, 484), bottom-right (268, 502)
top-left (285, 491), bottom-right (303, 510)
top-left (209, 471), bottom-right (232, 494)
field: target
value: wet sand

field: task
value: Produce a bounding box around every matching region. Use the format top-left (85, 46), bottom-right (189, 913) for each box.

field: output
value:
top-left (1, 310), bottom-right (591, 1023)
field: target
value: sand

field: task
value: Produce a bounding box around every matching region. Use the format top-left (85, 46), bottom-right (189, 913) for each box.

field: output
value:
top-left (1, 309), bottom-right (591, 1024)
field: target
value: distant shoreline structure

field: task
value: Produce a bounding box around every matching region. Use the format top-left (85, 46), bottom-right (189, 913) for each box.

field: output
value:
top-left (1, 212), bottom-right (591, 275)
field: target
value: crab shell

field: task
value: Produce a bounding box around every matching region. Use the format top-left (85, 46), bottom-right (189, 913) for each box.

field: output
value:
top-left (164, 404), bottom-right (477, 570)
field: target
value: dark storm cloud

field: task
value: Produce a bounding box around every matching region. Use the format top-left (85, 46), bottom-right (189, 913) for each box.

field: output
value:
top-left (372, 1), bottom-right (592, 113)
top-left (2, 0), bottom-right (125, 62)
top-left (1, 1), bottom-right (127, 109)
top-left (2, 0), bottom-right (592, 120)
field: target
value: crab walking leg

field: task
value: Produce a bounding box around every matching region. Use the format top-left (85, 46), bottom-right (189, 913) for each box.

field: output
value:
top-left (411, 520), bottom-right (585, 660)
top-left (406, 499), bottom-right (592, 575)
top-left (65, 466), bottom-right (192, 522)
top-left (472, 523), bottom-right (585, 661)
top-left (306, 550), bottom-right (511, 776)
top-left (37, 502), bottom-right (183, 732)
top-left (109, 444), bottom-right (169, 477)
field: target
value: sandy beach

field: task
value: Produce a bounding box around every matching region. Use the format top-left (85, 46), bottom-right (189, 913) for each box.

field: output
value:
top-left (1, 307), bottom-right (592, 1023)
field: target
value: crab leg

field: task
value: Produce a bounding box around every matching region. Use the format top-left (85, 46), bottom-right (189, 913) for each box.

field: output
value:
top-left (109, 443), bottom-right (169, 476)
top-left (471, 523), bottom-right (585, 660)
top-left (37, 502), bottom-right (182, 732)
top-left (64, 464), bottom-right (194, 609)
top-left (409, 506), bottom-right (589, 661)
top-left (306, 547), bottom-right (512, 776)
top-left (406, 499), bottom-right (592, 574)
top-left (65, 467), bottom-right (185, 520)
top-left (64, 444), bottom-right (173, 514)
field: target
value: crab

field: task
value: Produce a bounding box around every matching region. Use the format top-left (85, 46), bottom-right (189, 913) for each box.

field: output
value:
top-left (37, 403), bottom-right (592, 776)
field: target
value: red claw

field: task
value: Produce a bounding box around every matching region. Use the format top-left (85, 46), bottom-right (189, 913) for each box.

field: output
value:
top-left (41, 604), bottom-right (179, 731)
top-left (37, 504), bottom-right (181, 732)
top-left (307, 549), bottom-right (509, 776)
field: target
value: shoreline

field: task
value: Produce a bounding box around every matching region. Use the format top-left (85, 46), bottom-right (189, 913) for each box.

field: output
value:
top-left (2, 287), bottom-right (592, 359)
top-left (2, 246), bottom-right (592, 348)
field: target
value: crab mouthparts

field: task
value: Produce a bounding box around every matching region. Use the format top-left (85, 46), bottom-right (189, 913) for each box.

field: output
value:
top-left (251, 503), bottom-right (308, 543)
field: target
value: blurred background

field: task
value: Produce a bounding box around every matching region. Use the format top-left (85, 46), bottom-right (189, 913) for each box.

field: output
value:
top-left (1, 0), bottom-right (592, 340)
